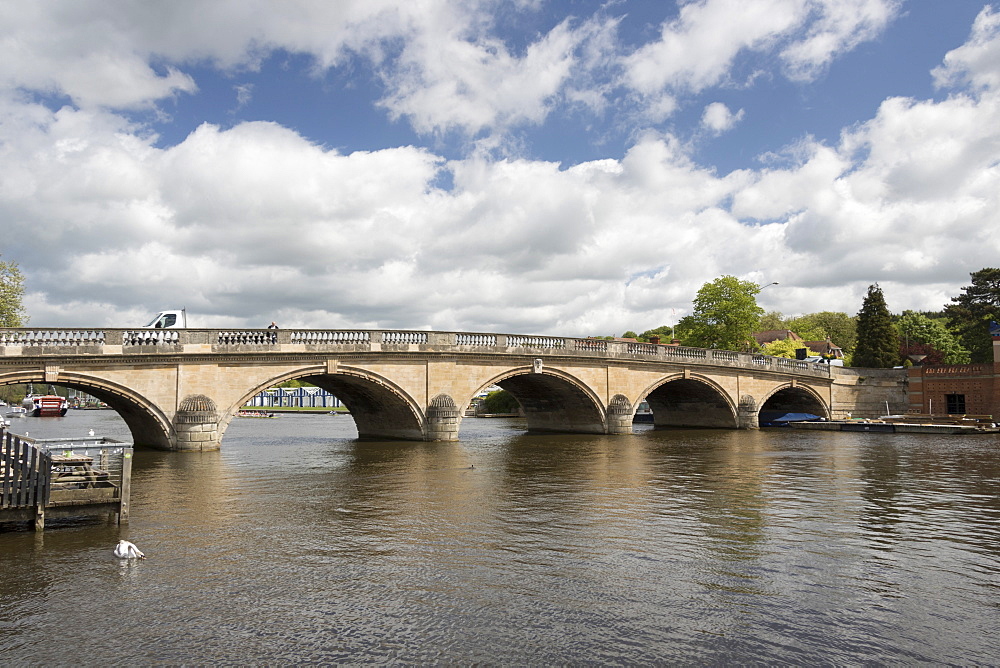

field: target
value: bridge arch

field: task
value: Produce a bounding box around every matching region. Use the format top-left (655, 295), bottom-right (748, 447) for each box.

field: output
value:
top-left (226, 364), bottom-right (426, 441)
top-left (0, 370), bottom-right (174, 449)
top-left (639, 374), bottom-right (739, 429)
top-left (758, 383), bottom-right (830, 421)
top-left (474, 365), bottom-right (608, 435)
top-left (0, 328), bottom-right (856, 447)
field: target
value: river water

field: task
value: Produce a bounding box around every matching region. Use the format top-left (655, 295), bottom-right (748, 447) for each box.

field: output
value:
top-left (1, 410), bottom-right (998, 664)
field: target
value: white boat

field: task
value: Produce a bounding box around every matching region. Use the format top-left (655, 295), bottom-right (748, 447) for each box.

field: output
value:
top-left (22, 394), bottom-right (69, 417)
top-left (633, 400), bottom-right (653, 423)
top-left (5, 406), bottom-right (27, 418)
top-left (237, 410), bottom-right (278, 419)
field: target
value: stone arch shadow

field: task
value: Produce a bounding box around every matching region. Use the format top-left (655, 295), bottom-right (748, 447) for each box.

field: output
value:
top-left (639, 374), bottom-right (739, 429)
top-left (224, 365), bottom-right (426, 441)
top-left (0, 370), bottom-right (174, 449)
top-left (474, 365), bottom-right (608, 435)
top-left (758, 383), bottom-right (830, 421)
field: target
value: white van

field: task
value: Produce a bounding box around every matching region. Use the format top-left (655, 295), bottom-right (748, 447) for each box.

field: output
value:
top-left (143, 309), bottom-right (187, 329)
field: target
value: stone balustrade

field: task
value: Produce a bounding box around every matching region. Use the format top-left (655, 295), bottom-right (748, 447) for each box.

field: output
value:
top-left (0, 327), bottom-right (833, 378)
top-left (0, 330), bottom-right (107, 346)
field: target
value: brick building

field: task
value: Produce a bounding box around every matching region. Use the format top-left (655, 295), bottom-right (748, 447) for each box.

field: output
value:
top-left (907, 333), bottom-right (1000, 418)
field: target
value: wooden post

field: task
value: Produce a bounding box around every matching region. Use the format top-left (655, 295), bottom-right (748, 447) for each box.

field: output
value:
top-left (118, 448), bottom-right (133, 523)
top-left (16, 440), bottom-right (30, 507)
top-left (1, 431), bottom-right (11, 507)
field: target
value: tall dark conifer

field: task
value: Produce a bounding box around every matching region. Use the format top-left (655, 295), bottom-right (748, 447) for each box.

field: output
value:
top-left (854, 283), bottom-right (898, 368)
top-left (943, 268), bottom-right (1000, 363)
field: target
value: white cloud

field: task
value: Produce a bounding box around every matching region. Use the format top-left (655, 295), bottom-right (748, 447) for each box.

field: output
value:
top-left (9, 78), bottom-right (1000, 332)
top-left (0, 1), bottom-right (198, 108)
top-left (233, 83), bottom-right (254, 109)
top-left (701, 102), bottom-right (745, 134)
top-left (1, 2), bottom-right (999, 336)
top-left (623, 0), bottom-right (804, 94)
top-left (780, 0), bottom-right (901, 80)
top-left (730, 92), bottom-right (1000, 293)
top-left (377, 16), bottom-right (583, 135)
top-left (621, 0), bottom-right (900, 110)
top-left (932, 5), bottom-right (1000, 92)
top-left (0, 0), bottom-right (609, 138)
top-left (0, 0), bottom-right (900, 134)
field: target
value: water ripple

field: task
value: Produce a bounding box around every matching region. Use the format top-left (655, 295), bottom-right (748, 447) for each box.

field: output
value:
top-left (2, 417), bottom-right (1000, 663)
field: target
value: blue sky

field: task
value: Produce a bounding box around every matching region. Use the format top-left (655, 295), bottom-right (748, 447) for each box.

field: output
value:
top-left (2, 1), bottom-right (999, 335)
top-left (141, 1), bottom-right (986, 172)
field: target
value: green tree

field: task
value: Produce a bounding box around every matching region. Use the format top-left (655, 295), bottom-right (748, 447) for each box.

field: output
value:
top-left (853, 284), bottom-right (899, 368)
top-left (639, 324), bottom-right (673, 342)
top-left (481, 389), bottom-right (520, 414)
top-left (684, 276), bottom-right (765, 351)
top-left (760, 338), bottom-right (818, 359)
top-left (897, 310), bottom-right (969, 365)
top-left (785, 311), bottom-right (857, 352)
top-left (672, 315), bottom-right (700, 347)
top-left (943, 268), bottom-right (1000, 363)
top-left (782, 318), bottom-right (826, 342)
top-left (278, 379), bottom-right (314, 388)
top-left (759, 310), bottom-right (785, 330)
top-left (0, 256), bottom-right (27, 327)
top-left (0, 383), bottom-right (27, 405)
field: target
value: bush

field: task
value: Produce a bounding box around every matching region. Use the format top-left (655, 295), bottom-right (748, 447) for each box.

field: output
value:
top-left (481, 389), bottom-right (520, 414)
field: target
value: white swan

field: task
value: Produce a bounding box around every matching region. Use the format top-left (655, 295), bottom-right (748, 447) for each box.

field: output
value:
top-left (114, 539), bottom-right (145, 559)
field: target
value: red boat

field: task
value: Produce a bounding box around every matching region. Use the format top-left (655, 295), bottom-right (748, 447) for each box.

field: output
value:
top-left (21, 394), bottom-right (69, 417)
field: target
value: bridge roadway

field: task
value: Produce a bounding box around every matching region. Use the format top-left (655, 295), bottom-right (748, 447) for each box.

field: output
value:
top-left (0, 327), bottom-right (871, 451)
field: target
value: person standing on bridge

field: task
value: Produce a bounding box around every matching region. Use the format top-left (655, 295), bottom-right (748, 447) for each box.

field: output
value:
top-left (267, 321), bottom-right (278, 343)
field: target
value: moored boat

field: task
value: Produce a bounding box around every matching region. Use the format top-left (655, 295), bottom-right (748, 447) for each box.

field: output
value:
top-left (759, 411), bottom-right (823, 427)
top-left (237, 410), bottom-right (278, 418)
top-left (788, 415), bottom-right (999, 434)
top-left (22, 394), bottom-right (69, 417)
top-left (633, 401), bottom-right (653, 423)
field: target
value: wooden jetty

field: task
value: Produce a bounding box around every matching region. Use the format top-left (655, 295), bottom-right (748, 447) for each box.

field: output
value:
top-left (788, 413), bottom-right (999, 435)
top-left (1, 428), bottom-right (133, 531)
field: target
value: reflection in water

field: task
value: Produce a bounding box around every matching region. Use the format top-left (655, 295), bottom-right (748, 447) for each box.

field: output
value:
top-left (859, 440), bottom-right (904, 544)
top-left (1, 413), bottom-right (999, 664)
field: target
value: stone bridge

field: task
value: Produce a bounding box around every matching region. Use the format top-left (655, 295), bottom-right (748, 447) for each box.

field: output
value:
top-left (0, 327), bottom-right (905, 451)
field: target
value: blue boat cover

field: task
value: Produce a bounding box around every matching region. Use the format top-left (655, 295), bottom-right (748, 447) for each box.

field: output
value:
top-left (759, 411), bottom-right (822, 427)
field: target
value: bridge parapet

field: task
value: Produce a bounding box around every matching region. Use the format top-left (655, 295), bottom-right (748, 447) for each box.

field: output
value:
top-left (508, 335), bottom-right (565, 349)
top-left (663, 345), bottom-right (706, 359)
top-left (122, 330), bottom-right (178, 346)
top-left (0, 330), bottom-right (107, 347)
top-left (0, 328), bottom-right (833, 379)
top-left (291, 330), bottom-right (371, 344)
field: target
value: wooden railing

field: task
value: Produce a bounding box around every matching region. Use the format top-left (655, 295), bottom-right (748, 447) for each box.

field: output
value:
top-left (1, 430), bottom-right (50, 510)
top-left (1, 428), bottom-right (134, 530)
